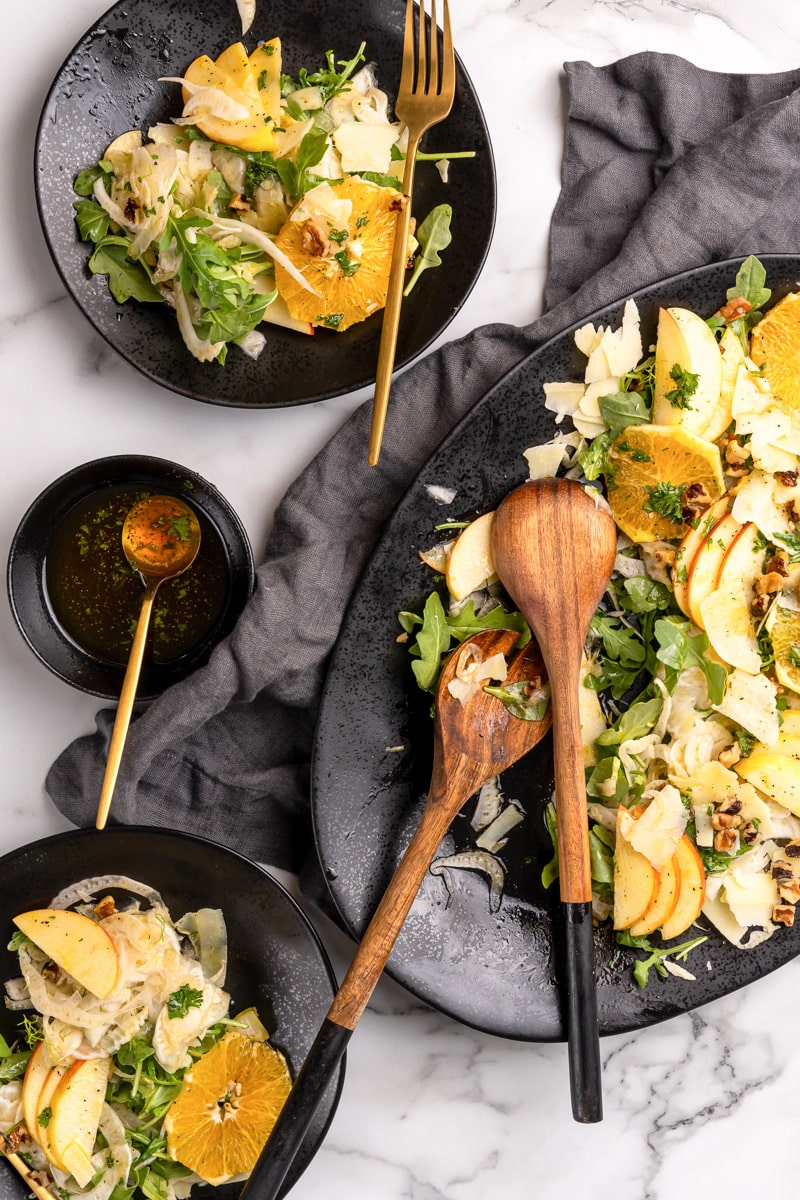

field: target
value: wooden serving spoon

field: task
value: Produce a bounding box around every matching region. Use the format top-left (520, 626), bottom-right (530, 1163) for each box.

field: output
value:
top-left (95, 495), bottom-right (201, 830)
top-left (240, 627), bottom-right (552, 1200)
top-left (491, 477), bottom-right (617, 1123)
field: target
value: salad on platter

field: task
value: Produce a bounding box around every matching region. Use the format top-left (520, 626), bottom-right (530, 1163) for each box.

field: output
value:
top-left (0, 876), bottom-right (290, 1199)
top-left (73, 36), bottom-right (465, 365)
top-left (399, 255), bottom-right (800, 986)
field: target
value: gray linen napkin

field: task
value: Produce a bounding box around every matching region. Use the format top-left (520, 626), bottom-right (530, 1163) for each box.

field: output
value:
top-left (47, 51), bottom-right (800, 894)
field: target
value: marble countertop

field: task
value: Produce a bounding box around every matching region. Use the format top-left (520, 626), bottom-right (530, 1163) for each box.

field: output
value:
top-left (3, 0), bottom-right (800, 1197)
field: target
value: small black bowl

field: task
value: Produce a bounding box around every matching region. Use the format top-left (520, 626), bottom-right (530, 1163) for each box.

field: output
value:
top-left (0, 826), bottom-right (343, 1200)
top-left (7, 455), bottom-right (255, 699)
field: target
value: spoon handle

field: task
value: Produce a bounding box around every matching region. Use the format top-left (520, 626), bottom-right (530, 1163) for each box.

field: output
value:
top-left (95, 580), bottom-right (159, 830)
top-left (549, 648), bottom-right (603, 1123)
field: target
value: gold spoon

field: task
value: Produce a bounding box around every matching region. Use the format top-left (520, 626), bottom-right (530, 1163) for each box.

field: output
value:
top-left (95, 495), bottom-right (201, 830)
top-left (491, 478), bottom-right (617, 1123)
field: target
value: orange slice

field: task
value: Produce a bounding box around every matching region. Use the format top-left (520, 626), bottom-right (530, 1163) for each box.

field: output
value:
top-left (273, 178), bottom-right (401, 331)
top-left (750, 292), bottom-right (800, 414)
top-left (604, 423), bottom-right (725, 543)
top-left (164, 1033), bottom-right (291, 1186)
top-left (766, 603), bottom-right (800, 695)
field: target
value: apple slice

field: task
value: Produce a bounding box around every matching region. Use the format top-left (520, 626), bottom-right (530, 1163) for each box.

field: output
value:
top-left (260, 293), bottom-right (314, 336)
top-left (672, 495), bottom-right (731, 617)
top-left (736, 752), bottom-right (800, 816)
top-left (48, 1057), bottom-right (111, 1187)
top-left (698, 521), bottom-right (763, 673)
top-left (775, 709), bottom-right (800, 758)
top-left (446, 511), bottom-right (497, 601)
top-left (249, 39), bottom-right (282, 122)
top-left (22, 1042), bottom-right (54, 1146)
top-left (629, 855), bottom-right (681, 937)
top-left (36, 1063), bottom-right (70, 1170)
top-left (684, 512), bottom-right (741, 629)
top-left (13, 909), bottom-right (119, 999)
top-left (660, 836), bottom-right (706, 940)
top-left (653, 307), bottom-right (724, 436)
top-left (613, 808), bottom-right (659, 929)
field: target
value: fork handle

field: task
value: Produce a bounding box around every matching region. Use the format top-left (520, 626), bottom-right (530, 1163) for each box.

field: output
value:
top-left (368, 133), bottom-right (422, 466)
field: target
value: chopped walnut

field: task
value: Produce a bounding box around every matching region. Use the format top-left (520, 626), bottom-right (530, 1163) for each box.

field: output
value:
top-left (228, 193), bottom-right (250, 212)
top-left (301, 219), bottom-right (333, 258)
top-left (649, 543), bottom-right (676, 568)
top-left (124, 196), bottom-right (139, 222)
top-left (718, 794), bottom-right (743, 816)
top-left (681, 482), bottom-right (714, 524)
top-left (776, 470), bottom-right (799, 488)
top-left (755, 570), bottom-right (787, 596)
top-left (714, 828), bottom-right (739, 852)
top-left (711, 811), bottom-right (742, 830)
top-left (29, 1171), bottom-right (54, 1188)
top-left (785, 841), bottom-right (800, 858)
top-left (41, 961), bottom-right (63, 984)
top-left (764, 550), bottom-right (790, 577)
top-left (718, 744), bottom-right (742, 768)
top-left (779, 879), bottom-right (800, 904)
top-left (772, 903), bottom-right (795, 927)
top-left (772, 862), bottom-right (795, 881)
top-left (717, 296), bottom-right (752, 321)
top-left (725, 437), bottom-right (751, 466)
top-left (4, 1126), bottom-right (31, 1152)
top-left (784, 498), bottom-right (800, 523)
top-left (94, 895), bottom-right (116, 919)
top-left (741, 822), bottom-right (761, 846)
top-left (750, 593), bottom-right (771, 618)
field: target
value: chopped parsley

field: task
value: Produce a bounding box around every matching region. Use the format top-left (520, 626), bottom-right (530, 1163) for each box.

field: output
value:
top-left (334, 250), bottom-right (360, 277)
top-left (665, 363), bottom-right (699, 409)
top-left (317, 312), bottom-right (344, 329)
top-left (166, 985), bottom-right (204, 1019)
top-left (643, 481), bottom-right (685, 523)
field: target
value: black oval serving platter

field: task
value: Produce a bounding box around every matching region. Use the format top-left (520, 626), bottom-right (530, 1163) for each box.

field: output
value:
top-left (312, 255), bottom-right (800, 1041)
top-left (34, 0), bottom-right (496, 408)
top-left (7, 455), bottom-right (254, 700)
top-left (0, 827), bottom-right (342, 1200)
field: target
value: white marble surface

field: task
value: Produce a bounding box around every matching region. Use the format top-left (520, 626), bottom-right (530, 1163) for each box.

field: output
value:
top-left (3, 1), bottom-right (800, 1197)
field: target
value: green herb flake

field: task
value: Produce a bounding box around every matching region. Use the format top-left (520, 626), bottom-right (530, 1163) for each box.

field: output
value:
top-left (166, 984), bottom-right (205, 1019)
top-left (664, 363), bottom-right (699, 410)
top-left (643, 482), bottom-right (686, 524)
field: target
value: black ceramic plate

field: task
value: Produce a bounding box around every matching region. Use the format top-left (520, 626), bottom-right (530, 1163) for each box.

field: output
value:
top-left (7, 455), bottom-right (254, 700)
top-left (34, 0), bottom-right (495, 408)
top-left (312, 255), bottom-right (800, 1041)
top-left (0, 827), bottom-right (342, 1199)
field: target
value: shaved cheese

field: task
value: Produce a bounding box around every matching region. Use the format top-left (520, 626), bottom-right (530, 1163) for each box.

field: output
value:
top-left (618, 785), bottom-right (688, 869)
top-left (574, 322), bottom-right (602, 357)
top-left (543, 381), bottom-right (585, 423)
top-left (446, 645), bottom-right (508, 706)
top-left (731, 363), bottom-right (773, 418)
top-left (736, 408), bottom-right (797, 473)
top-left (579, 654), bottom-right (607, 765)
top-left (332, 122), bottom-right (401, 174)
top-left (731, 469), bottom-right (794, 541)
top-left (290, 181), bottom-right (353, 230)
top-left (597, 299), bottom-right (643, 377)
top-left (693, 803), bottom-right (715, 847)
top-left (713, 667), bottom-right (780, 746)
top-left (722, 867), bottom-right (779, 930)
top-left (424, 484), bottom-right (457, 505)
top-left (703, 877), bottom-right (775, 948)
top-left (524, 441), bottom-right (567, 480)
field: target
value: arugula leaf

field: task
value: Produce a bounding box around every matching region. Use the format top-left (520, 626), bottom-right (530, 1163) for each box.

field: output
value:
top-left (482, 680), bottom-right (550, 721)
top-left (728, 254), bottom-right (771, 310)
top-left (588, 827), bottom-right (614, 887)
top-left (597, 391), bottom-right (651, 436)
top-left (166, 984), bottom-right (204, 1019)
top-left (541, 802), bottom-right (559, 889)
top-left (589, 614), bottom-right (645, 669)
top-left (0, 1051), bottom-right (31, 1082)
top-left (578, 431), bottom-right (612, 481)
top-left (596, 695), bottom-right (662, 750)
top-left (7, 931), bottom-right (31, 953)
top-left (616, 929), bottom-right (707, 987)
top-left (74, 198), bottom-right (110, 243)
top-left (653, 617), bottom-right (728, 705)
top-left (88, 238), bottom-right (163, 304)
top-left (586, 756), bottom-right (628, 804)
top-left (295, 43), bottom-right (366, 101)
top-left (358, 171), bottom-right (402, 191)
top-left (273, 128), bottom-right (330, 199)
top-left (619, 576), bottom-right (674, 615)
top-left (401, 592), bottom-right (530, 693)
top-left (404, 204), bottom-right (453, 297)
top-left (74, 160), bottom-right (113, 196)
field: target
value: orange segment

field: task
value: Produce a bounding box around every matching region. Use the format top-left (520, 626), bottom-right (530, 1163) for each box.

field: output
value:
top-left (273, 178), bottom-right (401, 331)
top-left (767, 603), bottom-right (800, 696)
top-left (605, 423), bottom-right (725, 543)
top-left (750, 292), bottom-right (800, 414)
top-left (164, 1033), bottom-right (291, 1186)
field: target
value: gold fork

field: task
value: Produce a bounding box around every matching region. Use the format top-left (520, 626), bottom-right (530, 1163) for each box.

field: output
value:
top-left (367, 0), bottom-right (456, 466)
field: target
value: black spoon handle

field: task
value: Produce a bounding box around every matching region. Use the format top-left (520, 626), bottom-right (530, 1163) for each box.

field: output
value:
top-left (564, 901), bottom-right (603, 1123)
top-left (239, 1018), bottom-right (350, 1200)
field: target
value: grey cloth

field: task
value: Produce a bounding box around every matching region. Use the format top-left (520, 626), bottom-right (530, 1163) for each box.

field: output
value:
top-left (48, 51), bottom-right (800, 897)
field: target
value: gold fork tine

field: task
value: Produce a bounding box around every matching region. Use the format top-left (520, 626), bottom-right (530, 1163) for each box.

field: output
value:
top-left (368, 0), bottom-right (457, 466)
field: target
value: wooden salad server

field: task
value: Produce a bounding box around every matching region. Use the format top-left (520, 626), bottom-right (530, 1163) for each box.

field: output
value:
top-left (491, 477), bottom-right (617, 1123)
top-left (240, 628), bottom-right (552, 1200)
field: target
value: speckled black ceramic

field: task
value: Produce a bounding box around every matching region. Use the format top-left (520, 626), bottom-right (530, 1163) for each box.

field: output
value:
top-left (0, 827), bottom-right (341, 1200)
top-left (313, 255), bottom-right (800, 1042)
top-left (7, 455), bottom-right (254, 699)
top-left (34, 0), bottom-right (495, 408)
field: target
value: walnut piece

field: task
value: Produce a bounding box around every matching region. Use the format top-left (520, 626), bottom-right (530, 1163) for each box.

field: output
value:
top-left (772, 904), bottom-right (795, 927)
top-left (301, 219), bottom-right (333, 258)
top-left (714, 828), bottom-right (738, 852)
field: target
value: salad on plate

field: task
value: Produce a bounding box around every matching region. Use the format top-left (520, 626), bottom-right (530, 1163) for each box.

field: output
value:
top-left (0, 876), bottom-right (289, 1199)
top-left (73, 36), bottom-right (465, 364)
top-left (399, 255), bottom-right (800, 986)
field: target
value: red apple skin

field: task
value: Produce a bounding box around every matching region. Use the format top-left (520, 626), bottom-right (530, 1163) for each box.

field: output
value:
top-left (660, 836), bottom-right (707, 940)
